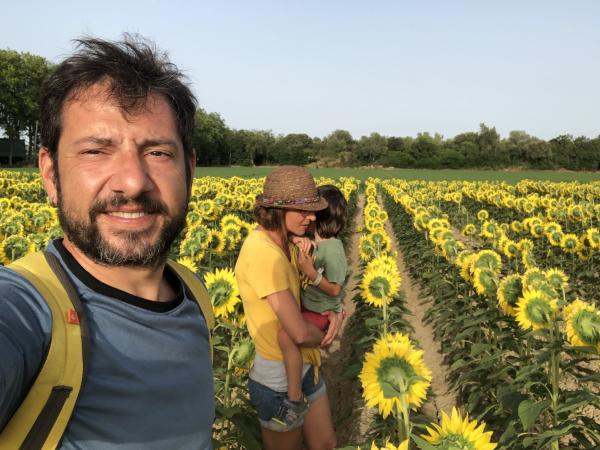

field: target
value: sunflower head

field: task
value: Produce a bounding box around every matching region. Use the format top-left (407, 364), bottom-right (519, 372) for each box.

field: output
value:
top-left (560, 233), bottom-right (580, 254)
top-left (585, 228), bottom-right (600, 249)
top-left (462, 223), bottom-right (477, 237)
top-left (516, 290), bottom-right (559, 331)
top-left (497, 274), bottom-right (522, 316)
top-left (203, 268), bottom-right (241, 319)
top-left (421, 407), bottom-right (497, 450)
top-left (544, 268), bottom-right (568, 293)
top-left (563, 299), bottom-right (600, 352)
top-left (472, 268), bottom-right (498, 297)
top-left (470, 250), bottom-right (502, 274)
top-left (477, 210), bottom-right (489, 221)
top-left (360, 264), bottom-right (401, 308)
top-left (359, 333), bottom-right (432, 418)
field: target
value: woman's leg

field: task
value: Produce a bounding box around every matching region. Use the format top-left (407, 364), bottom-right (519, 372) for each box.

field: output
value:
top-left (302, 393), bottom-right (336, 450)
top-left (261, 426), bottom-right (303, 450)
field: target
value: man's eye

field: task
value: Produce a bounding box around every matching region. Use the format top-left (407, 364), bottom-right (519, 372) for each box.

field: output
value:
top-left (148, 150), bottom-right (171, 158)
top-left (82, 149), bottom-right (102, 155)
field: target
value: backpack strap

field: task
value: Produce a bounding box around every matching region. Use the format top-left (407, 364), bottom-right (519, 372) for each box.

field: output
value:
top-left (166, 260), bottom-right (214, 360)
top-left (1, 251), bottom-right (89, 450)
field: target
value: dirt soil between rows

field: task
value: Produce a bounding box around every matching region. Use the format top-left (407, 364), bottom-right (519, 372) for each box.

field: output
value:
top-left (320, 193), bottom-right (458, 447)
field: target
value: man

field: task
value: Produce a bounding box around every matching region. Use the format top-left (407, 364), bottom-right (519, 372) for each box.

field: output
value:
top-left (0, 37), bottom-right (214, 449)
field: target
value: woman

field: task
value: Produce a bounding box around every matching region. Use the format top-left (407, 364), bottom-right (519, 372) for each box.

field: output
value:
top-left (234, 166), bottom-right (343, 450)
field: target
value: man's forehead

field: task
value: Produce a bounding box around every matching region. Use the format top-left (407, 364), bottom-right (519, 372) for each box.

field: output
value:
top-left (64, 81), bottom-right (173, 118)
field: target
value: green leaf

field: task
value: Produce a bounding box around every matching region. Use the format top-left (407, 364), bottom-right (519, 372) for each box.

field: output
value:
top-left (518, 399), bottom-right (550, 430)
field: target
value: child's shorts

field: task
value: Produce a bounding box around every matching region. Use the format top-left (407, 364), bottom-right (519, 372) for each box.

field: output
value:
top-left (301, 306), bottom-right (330, 331)
top-left (248, 365), bottom-right (326, 431)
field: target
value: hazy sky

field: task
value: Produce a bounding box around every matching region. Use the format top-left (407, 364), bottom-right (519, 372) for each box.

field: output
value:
top-left (2, 1), bottom-right (599, 140)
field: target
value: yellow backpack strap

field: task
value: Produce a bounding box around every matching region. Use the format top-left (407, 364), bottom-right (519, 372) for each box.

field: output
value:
top-left (166, 260), bottom-right (214, 359)
top-left (1, 251), bottom-right (89, 450)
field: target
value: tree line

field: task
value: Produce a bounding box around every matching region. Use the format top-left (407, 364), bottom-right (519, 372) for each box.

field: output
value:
top-left (2, 49), bottom-right (599, 170)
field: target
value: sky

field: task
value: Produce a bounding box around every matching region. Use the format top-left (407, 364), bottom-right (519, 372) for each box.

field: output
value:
top-left (2, 1), bottom-right (600, 140)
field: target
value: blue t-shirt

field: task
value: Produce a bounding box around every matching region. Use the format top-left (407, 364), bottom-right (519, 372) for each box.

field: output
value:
top-left (0, 240), bottom-right (214, 449)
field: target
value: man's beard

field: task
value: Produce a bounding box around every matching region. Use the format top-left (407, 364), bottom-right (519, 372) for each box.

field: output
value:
top-left (57, 192), bottom-right (187, 268)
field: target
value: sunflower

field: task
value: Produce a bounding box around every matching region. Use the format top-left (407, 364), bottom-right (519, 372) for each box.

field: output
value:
top-left (203, 267), bottom-right (241, 319)
top-left (585, 227), bottom-right (600, 249)
top-left (360, 265), bottom-right (401, 307)
top-left (477, 210), bottom-right (489, 221)
top-left (563, 299), bottom-right (600, 352)
top-left (0, 235), bottom-right (35, 265)
top-left (510, 220), bottom-right (524, 234)
top-left (480, 221), bottom-right (499, 240)
top-left (462, 223), bottom-right (477, 237)
top-left (515, 290), bottom-right (558, 331)
top-left (207, 230), bottom-right (227, 255)
top-left (522, 269), bottom-right (549, 292)
top-left (517, 239), bottom-right (534, 252)
top-left (470, 250), bottom-right (502, 274)
top-left (472, 268), bottom-right (498, 297)
top-left (560, 233), bottom-right (580, 254)
top-left (362, 441), bottom-right (409, 450)
top-left (179, 236), bottom-right (206, 260)
top-left (176, 256), bottom-right (198, 274)
top-left (359, 234), bottom-right (378, 262)
top-left (521, 250), bottom-right (537, 271)
top-left (546, 230), bottom-right (564, 247)
top-left (421, 407), bottom-right (497, 450)
top-left (459, 253), bottom-right (476, 282)
top-left (368, 230), bottom-right (392, 254)
top-left (501, 239), bottom-right (519, 259)
top-left (497, 274), bottom-right (522, 316)
top-left (544, 268), bottom-right (568, 294)
top-left (359, 333), bottom-right (432, 418)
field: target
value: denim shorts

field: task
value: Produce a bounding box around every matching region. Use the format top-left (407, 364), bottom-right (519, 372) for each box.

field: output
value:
top-left (248, 365), bottom-right (326, 431)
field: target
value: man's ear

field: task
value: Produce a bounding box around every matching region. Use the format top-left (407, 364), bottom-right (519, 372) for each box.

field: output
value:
top-left (39, 147), bottom-right (58, 205)
top-left (187, 148), bottom-right (197, 186)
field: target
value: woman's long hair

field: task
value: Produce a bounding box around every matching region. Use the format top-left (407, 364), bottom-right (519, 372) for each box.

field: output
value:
top-left (253, 205), bottom-right (291, 260)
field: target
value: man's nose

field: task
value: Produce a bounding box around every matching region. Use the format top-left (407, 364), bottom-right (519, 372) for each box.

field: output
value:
top-left (107, 151), bottom-right (154, 198)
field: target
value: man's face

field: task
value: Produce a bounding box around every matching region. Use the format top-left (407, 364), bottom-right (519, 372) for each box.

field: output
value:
top-left (40, 83), bottom-right (193, 267)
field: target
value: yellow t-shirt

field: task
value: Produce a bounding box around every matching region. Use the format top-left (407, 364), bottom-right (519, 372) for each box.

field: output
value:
top-left (234, 229), bottom-right (320, 367)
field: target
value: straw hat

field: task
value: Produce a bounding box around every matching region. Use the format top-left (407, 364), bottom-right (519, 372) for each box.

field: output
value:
top-left (256, 166), bottom-right (328, 211)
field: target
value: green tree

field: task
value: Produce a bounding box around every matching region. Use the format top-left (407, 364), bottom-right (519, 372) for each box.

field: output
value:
top-left (355, 132), bottom-right (388, 165)
top-left (192, 109), bottom-right (229, 165)
top-left (0, 49), bottom-right (54, 161)
top-left (272, 133), bottom-right (312, 165)
top-left (319, 129), bottom-right (355, 165)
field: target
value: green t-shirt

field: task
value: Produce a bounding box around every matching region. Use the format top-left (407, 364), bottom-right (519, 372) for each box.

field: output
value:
top-left (301, 237), bottom-right (348, 313)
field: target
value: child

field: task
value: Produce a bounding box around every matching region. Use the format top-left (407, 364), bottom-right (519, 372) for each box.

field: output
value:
top-left (274, 184), bottom-right (349, 427)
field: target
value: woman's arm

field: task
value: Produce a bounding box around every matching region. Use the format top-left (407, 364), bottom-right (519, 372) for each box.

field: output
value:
top-left (266, 289), bottom-right (324, 346)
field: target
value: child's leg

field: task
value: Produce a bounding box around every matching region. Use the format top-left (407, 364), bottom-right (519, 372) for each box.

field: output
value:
top-left (277, 328), bottom-right (304, 401)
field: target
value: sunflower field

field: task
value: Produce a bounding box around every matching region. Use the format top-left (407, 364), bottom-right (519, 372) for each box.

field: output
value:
top-left (1, 169), bottom-right (599, 449)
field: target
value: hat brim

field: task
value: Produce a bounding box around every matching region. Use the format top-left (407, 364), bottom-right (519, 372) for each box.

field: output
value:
top-left (257, 197), bottom-right (328, 212)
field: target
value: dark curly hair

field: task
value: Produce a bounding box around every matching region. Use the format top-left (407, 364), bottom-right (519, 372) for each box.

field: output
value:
top-left (40, 34), bottom-right (197, 182)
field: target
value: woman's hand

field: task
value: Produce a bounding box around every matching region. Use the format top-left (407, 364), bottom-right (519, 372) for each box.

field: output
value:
top-left (320, 310), bottom-right (345, 346)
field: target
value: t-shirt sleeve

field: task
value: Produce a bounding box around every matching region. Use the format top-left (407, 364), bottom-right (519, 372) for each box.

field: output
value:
top-left (0, 269), bottom-right (51, 430)
top-left (242, 245), bottom-right (291, 299)
top-left (322, 240), bottom-right (348, 285)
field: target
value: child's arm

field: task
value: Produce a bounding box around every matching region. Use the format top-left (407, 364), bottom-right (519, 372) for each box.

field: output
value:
top-left (297, 251), bottom-right (342, 297)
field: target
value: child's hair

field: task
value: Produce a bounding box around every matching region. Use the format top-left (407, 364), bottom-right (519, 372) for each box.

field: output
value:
top-left (315, 185), bottom-right (347, 238)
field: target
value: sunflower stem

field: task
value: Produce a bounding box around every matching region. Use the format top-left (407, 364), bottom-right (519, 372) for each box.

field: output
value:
top-left (549, 324), bottom-right (561, 450)
top-left (381, 288), bottom-right (389, 338)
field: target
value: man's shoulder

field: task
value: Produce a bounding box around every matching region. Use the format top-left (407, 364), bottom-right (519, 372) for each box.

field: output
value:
top-left (0, 264), bottom-right (52, 317)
